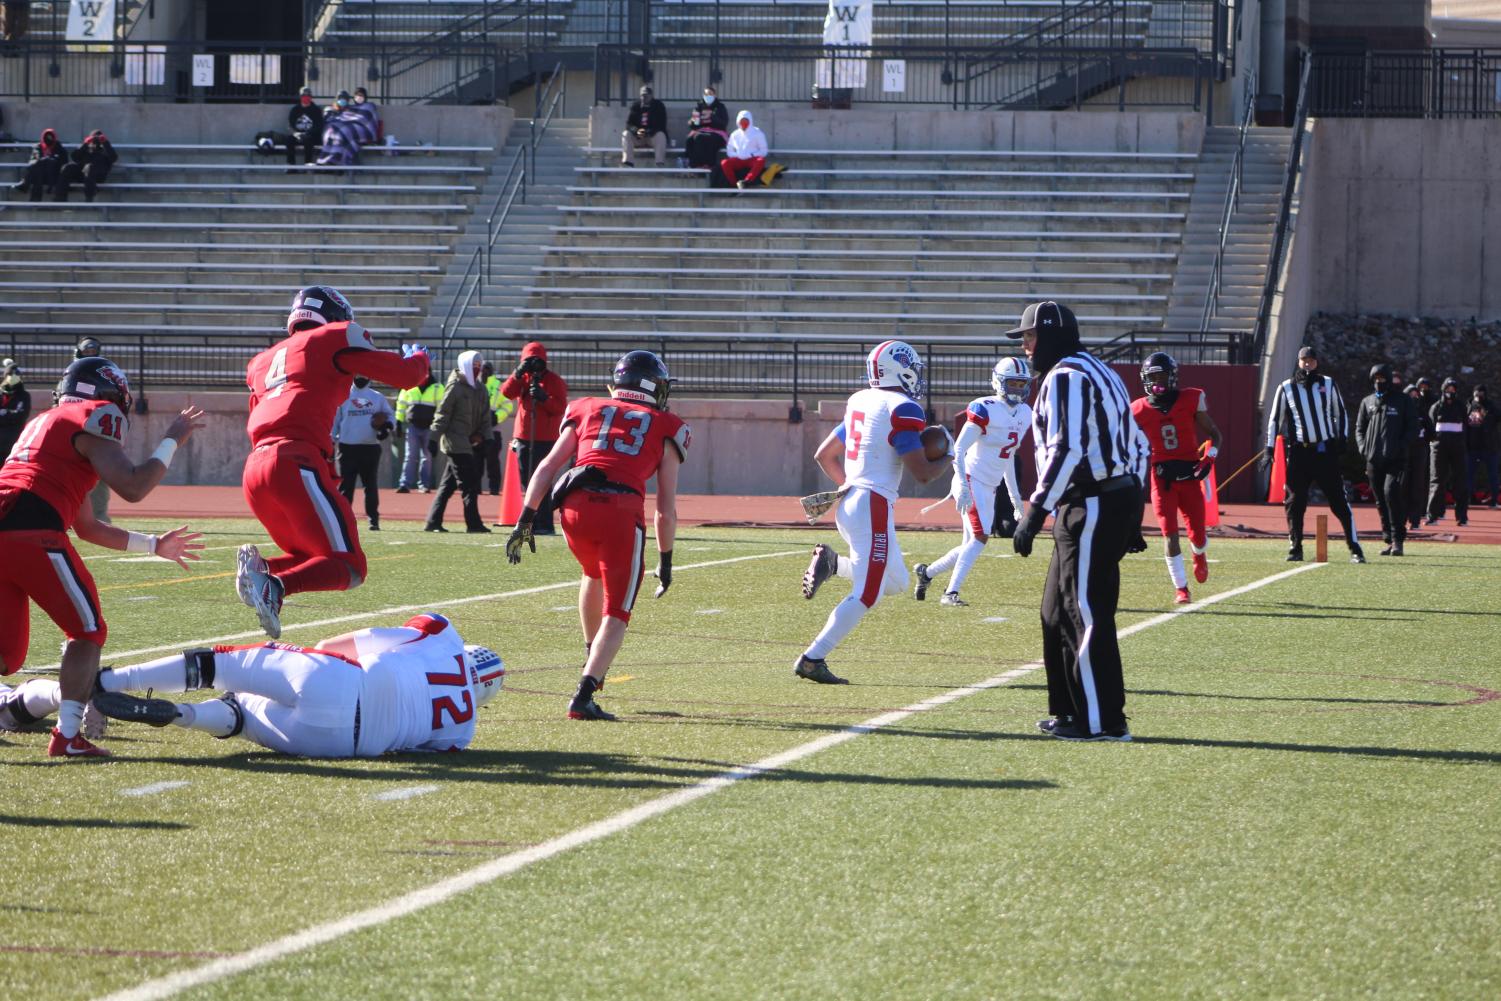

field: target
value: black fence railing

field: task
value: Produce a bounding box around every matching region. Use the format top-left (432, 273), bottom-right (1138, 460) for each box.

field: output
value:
top-left (1253, 54), bottom-right (1311, 357)
top-left (1310, 48), bottom-right (1501, 119)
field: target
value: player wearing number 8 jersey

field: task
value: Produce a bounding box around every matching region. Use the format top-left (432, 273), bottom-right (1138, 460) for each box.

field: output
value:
top-left (238, 286), bottom-right (431, 640)
top-left (505, 351), bottom-right (689, 721)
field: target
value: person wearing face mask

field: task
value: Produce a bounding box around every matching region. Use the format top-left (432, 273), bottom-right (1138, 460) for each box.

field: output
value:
top-left (332, 374), bottom-right (395, 533)
top-left (352, 87), bottom-right (383, 144)
top-left (684, 85), bottom-right (730, 170)
top-left (317, 90), bottom-right (378, 167)
top-left (285, 86), bottom-right (325, 169)
top-left (621, 85), bottom-right (668, 168)
top-left (1355, 364), bottom-right (1417, 556)
top-left (424, 350), bottom-right (492, 534)
top-left (1426, 377), bottom-right (1469, 526)
top-left (1405, 376), bottom-right (1435, 529)
top-left (11, 128), bottom-right (65, 203)
top-left (0, 357), bottom-right (31, 463)
top-left (1464, 383), bottom-right (1499, 508)
top-left (720, 110), bottom-right (768, 191)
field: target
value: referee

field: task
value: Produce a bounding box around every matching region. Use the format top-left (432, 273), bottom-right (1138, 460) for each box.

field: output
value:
top-left (1007, 301), bottom-right (1149, 742)
top-left (1265, 346), bottom-right (1365, 563)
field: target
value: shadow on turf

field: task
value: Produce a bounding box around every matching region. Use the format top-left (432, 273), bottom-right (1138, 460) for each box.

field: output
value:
top-left (0, 814), bottom-right (189, 831)
top-left (1007, 682), bottom-right (1453, 708)
top-left (984, 733), bottom-right (1501, 764)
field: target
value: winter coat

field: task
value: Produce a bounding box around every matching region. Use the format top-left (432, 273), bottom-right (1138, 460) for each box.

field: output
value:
top-left (625, 97), bottom-right (668, 137)
top-left (725, 110), bottom-right (768, 160)
top-left (1355, 391), bottom-right (1417, 465)
top-left (432, 358), bottom-right (491, 457)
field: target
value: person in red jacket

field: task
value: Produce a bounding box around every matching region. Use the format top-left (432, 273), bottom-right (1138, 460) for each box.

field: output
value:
top-left (237, 286), bottom-right (430, 640)
top-left (0, 357), bottom-right (204, 757)
top-left (501, 341), bottom-right (568, 534)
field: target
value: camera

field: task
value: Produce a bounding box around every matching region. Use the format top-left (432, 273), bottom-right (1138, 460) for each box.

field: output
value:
top-left (521, 356), bottom-right (546, 375)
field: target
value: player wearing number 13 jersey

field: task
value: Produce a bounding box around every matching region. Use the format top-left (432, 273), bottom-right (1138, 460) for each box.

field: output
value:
top-left (505, 351), bottom-right (689, 721)
top-left (238, 286), bottom-right (431, 640)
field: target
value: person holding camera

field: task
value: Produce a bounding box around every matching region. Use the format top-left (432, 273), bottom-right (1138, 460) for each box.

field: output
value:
top-left (621, 85), bottom-right (668, 168)
top-left (502, 342), bottom-right (568, 534)
top-left (53, 129), bottom-right (117, 203)
top-left (332, 375), bottom-right (395, 532)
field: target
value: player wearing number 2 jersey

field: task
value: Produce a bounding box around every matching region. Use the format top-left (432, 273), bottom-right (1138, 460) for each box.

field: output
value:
top-left (238, 286), bottom-right (431, 640)
top-left (506, 351), bottom-right (689, 721)
top-left (88, 613), bottom-right (504, 757)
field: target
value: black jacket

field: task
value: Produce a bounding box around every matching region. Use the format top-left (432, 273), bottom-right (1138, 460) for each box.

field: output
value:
top-left (688, 99), bottom-right (729, 134)
top-left (1465, 399), bottom-right (1500, 454)
top-left (625, 98), bottom-right (668, 137)
top-left (27, 138), bottom-right (65, 167)
top-left (1430, 397), bottom-right (1468, 440)
top-left (288, 101), bottom-right (325, 137)
top-left (0, 381), bottom-right (30, 431)
top-left (1355, 391), bottom-right (1416, 465)
top-left (70, 137), bottom-right (117, 171)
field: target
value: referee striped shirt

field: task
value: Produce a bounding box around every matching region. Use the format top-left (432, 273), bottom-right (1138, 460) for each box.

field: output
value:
top-left (1265, 374), bottom-right (1348, 447)
top-left (1030, 352), bottom-right (1150, 511)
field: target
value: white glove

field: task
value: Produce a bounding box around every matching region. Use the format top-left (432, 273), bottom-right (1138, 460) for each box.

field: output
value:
top-left (953, 476), bottom-right (972, 515)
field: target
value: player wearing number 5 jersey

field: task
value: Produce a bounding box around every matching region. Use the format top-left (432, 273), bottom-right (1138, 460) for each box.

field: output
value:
top-left (795, 340), bottom-right (951, 684)
top-left (506, 351), bottom-right (689, 721)
top-left (915, 357), bottom-right (1034, 607)
top-left (238, 286), bottom-right (432, 640)
top-left (1129, 352), bottom-right (1223, 604)
top-left (0, 357), bottom-right (205, 757)
top-left (88, 613), bottom-right (503, 756)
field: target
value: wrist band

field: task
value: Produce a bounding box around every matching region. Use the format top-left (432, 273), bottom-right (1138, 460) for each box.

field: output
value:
top-left (126, 532), bottom-right (158, 555)
top-left (152, 438), bottom-right (178, 469)
top-left (1205, 446), bottom-right (1219, 459)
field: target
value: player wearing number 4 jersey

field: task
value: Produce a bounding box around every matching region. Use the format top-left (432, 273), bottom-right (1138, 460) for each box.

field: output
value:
top-left (89, 613), bottom-right (503, 756)
top-left (0, 357), bottom-right (205, 758)
top-left (238, 286), bottom-right (431, 639)
top-left (506, 351), bottom-right (689, 721)
top-left (1129, 352), bottom-right (1222, 604)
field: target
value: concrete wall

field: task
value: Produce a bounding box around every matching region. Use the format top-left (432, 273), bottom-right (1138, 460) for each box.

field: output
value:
top-left (590, 106), bottom-right (1205, 154)
top-left (2, 100), bottom-right (513, 148)
top-left (1264, 117), bottom-right (1318, 411)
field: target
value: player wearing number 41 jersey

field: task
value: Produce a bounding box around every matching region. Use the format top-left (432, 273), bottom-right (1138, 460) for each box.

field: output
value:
top-left (89, 612), bottom-right (503, 756)
top-left (238, 286), bottom-right (431, 640)
top-left (1129, 352), bottom-right (1222, 604)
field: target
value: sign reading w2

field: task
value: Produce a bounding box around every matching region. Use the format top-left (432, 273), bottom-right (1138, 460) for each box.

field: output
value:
top-left (67, 0), bottom-right (117, 43)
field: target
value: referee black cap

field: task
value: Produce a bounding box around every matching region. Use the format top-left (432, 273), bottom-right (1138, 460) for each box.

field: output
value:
top-left (1298, 345), bottom-right (1318, 360)
top-left (1005, 301), bottom-right (1078, 339)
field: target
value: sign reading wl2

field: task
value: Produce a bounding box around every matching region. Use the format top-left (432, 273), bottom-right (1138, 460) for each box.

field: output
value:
top-left (193, 54), bottom-right (215, 88)
top-left (66, 0), bottom-right (117, 43)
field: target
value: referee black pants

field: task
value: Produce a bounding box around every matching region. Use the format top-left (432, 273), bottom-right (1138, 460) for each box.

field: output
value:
top-left (1041, 487), bottom-right (1136, 734)
top-left (1284, 444), bottom-right (1357, 549)
top-left (337, 443), bottom-right (382, 524)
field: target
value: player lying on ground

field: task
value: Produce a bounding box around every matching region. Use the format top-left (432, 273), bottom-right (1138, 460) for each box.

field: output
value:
top-left (87, 613), bottom-right (503, 757)
top-left (914, 356), bottom-right (1034, 607)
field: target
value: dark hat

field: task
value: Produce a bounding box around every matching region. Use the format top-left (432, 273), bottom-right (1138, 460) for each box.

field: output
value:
top-left (1415, 374), bottom-right (1432, 387)
top-left (640, 85), bottom-right (653, 96)
top-left (1004, 300), bottom-right (1078, 339)
top-left (1298, 345), bottom-right (1318, 360)
top-left (354, 86), bottom-right (368, 98)
top-left (299, 85), bottom-right (313, 97)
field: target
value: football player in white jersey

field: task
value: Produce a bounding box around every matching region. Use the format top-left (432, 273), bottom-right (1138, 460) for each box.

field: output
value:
top-left (914, 357), bottom-right (1034, 606)
top-left (86, 613), bottom-right (503, 757)
top-left (795, 340), bottom-right (952, 684)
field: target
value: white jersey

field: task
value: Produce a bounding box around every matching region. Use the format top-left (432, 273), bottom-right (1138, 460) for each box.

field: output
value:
top-left (960, 396), bottom-right (1033, 492)
top-left (838, 386), bottom-right (927, 501)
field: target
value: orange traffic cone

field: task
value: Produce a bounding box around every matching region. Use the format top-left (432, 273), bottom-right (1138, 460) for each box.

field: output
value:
top-left (1266, 435), bottom-right (1286, 504)
top-left (496, 447), bottom-right (523, 526)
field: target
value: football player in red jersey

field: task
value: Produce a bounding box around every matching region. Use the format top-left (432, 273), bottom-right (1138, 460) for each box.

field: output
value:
top-left (0, 357), bottom-right (205, 757)
top-left (1129, 352), bottom-right (1223, 604)
top-left (237, 286), bottom-right (431, 639)
top-left (505, 351), bottom-right (690, 721)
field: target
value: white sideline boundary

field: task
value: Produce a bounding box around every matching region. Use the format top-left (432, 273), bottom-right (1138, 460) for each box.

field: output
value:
top-left (95, 563), bottom-right (1324, 1001)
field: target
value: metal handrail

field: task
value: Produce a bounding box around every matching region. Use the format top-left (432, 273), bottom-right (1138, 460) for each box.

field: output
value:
top-left (486, 146), bottom-right (529, 281)
top-left (1201, 65), bottom-right (1256, 332)
top-left (529, 60), bottom-right (566, 177)
top-left (439, 247), bottom-right (486, 360)
top-left (1253, 54), bottom-right (1312, 356)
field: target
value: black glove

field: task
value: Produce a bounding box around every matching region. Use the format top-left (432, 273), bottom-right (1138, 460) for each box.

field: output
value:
top-left (512, 363), bottom-right (529, 380)
top-left (505, 508), bottom-right (536, 565)
top-left (427, 440), bottom-right (437, 457)
top-left (529, 382), bottom-right (548, 403)
top-left (1011, 503), bottom-right (1046, 558)
top-left (1126, 491), bottom-right (1148, 554)
top-left (652, 549), bottom-right (673, 598)
top-left (1257, 445), bottom-right (1275, 471)
top-left (375, 425), bottom-right (391, 441)
top-left (996, 516), bottom-right (1018, 540)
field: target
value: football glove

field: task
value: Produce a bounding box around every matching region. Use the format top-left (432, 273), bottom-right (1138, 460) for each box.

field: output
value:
top-left (953, 476), bottom-right (972, 515)
top-left (996, 515), bottom-right (1018, 540)
top-left (1011, 503), bottom-right (1046, 558)
top-left (652, 549), bottom-right (673, 598)
top-left (505, 509), bottom-right (536, 565)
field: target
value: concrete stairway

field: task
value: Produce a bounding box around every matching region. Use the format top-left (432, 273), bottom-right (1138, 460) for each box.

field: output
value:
top-left (1164, 125), bottom-right (1293, 334)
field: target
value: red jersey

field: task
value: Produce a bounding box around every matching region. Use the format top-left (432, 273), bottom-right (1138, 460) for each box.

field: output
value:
top-left (246, 321), bottom-right (428, 449)
top-left (1131, 388), bottom-right (1206, 464)
top-left (562, 396), bottom-right (690, 495)
top-left (0, 399), bottom-right (122, 528)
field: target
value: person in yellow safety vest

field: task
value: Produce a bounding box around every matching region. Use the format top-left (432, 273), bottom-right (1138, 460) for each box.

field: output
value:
top-left (395, 352), bottom-right (444, 493)
top-left (481, 361), bottom-right (517, 496)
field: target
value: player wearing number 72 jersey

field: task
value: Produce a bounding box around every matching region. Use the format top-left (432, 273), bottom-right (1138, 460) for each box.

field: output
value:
top-left (89, 613), bottom-right (504, 756)
top-left (238, 286), bottom-right (432, 640)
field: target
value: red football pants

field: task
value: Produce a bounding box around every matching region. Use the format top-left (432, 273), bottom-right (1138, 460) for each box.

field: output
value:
top-left (0, 529), bottom-right (106, 672)
top-left (560, 492), bottom-right (647, 623)
top-left (243, 440), bottom-right (366, 595)
top-left (1150, 476), bottom-right (1207, 548)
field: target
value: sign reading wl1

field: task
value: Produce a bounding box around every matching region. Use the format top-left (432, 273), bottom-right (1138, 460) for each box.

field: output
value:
top-left (66, 0), bottom-right (116, 42)
top-left (193, 54), bottom-right (215, 87)
top-left (883, 59), bottom-right (906, 93)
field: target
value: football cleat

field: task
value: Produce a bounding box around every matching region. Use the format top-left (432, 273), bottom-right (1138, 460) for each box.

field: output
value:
top-left (1036, 716), bottom-right (1070, 736)
top-left (1049, 720), bottom-right (1132, 742)
top-left (912, 563), bottom-right (932, 601)
top-left (567, 698), bottom-right (617, 721)
top-left (235, 544), bottom-right (267, 608)
top-left (793, 655), bottom-right (848, 685)
top-left (801, 543), bottom-right (838, 600)
top-left (81, 699), bottom-right (108, 740)
top-left (247, 566), bottom-right (286, 640)
top-left (93, 691), bottom-right (180, 728)
top-left (1191, 551), bottom-right (1209, 583)
top-left (940, 592), bottom-right (968, 607)
top-left (1350, 544), bottom-right (1367, 564)
top-left (1174, 587), bottom-right (1191, 605)
top-left (47, 728), bottom-right (111, 758)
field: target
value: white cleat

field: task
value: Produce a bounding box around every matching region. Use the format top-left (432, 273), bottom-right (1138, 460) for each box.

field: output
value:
top-left (939, 592), bottom-right (968, 607)
top-left (246, 565), bottom-right (285, 640)
top-left (236, 544), bottom-right (267, 609)
top-left (82, 699), bottom-right (109, 741)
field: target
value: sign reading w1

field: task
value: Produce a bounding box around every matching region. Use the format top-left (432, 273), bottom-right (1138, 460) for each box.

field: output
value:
top-left (817, 0), bottom-right (873, 89)
top-left (67, 0), bottom-right (117, 42)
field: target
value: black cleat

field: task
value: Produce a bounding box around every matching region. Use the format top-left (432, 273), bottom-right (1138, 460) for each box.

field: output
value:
top-left (567, 698), bottom-right (617, 721)
top-left (92, 691), bottom-right (180, 728)
top-left (1049, 719), bottom-right (1132, 742)
top-left (912, 563), bottom-right (932, 601)
top-left (1035, 716), bottom-right (1070, 736)
top-left (793, 655), bottom-right (848, 684)
top-left (801, 543), bottom-right (838, 600)
top-left (1286, 546), bottom-right (1304, 562)
top-left (1349, 544), bottom-right (1366, 564)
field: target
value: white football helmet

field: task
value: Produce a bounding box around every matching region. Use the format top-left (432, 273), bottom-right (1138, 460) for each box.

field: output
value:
top-left (464, 645), bottom-right (505, 706)
top-left (866, 339), bottom-right (926, 398)
top-left (991, 356), bottom-right (1033, 405)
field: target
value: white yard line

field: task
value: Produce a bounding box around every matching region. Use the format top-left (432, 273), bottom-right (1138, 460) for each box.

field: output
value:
top-left (120, 781), bottom-right (190, 798)
top-left (94, 563), bottom-right (1323, 1001)
top-left (372, 785), bottom-right (440, 802)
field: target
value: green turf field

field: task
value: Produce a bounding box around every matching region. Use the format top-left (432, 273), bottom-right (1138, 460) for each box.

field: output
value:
top-left (5, 520), bottom-right (1499, 1000)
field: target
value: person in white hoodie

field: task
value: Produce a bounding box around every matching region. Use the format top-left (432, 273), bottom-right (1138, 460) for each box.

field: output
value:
top-left (719, 109), bottom-right (768, 191)
top-left (424, 350), bottom-right (493, 534)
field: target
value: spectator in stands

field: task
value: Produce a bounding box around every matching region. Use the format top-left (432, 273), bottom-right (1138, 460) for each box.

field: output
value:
top-left (1, 0), bottom-right (29, 43)
top-left (318, 91), bottom-right (379, 167)
top-left (1405, 377), bottom-right (1433, 530)
top-left (621, 85), bottom-right (668, 168)
top-left (0, 357), bottom-right (30, 462)
top-left (333, 375), bottom-right (395, 533)
top-left (424, 350), bottom-right (491, 534)
top-left (720, 110), bottom-right (768, 192)
top-left (480, 361), bottom-right (515, 496)
top-left (11, 128), bottom-right (64, 202)
top-left (396, 351), bottom-right (443, 494)
top-left (352, 87), bottom-right (383, 144)
top-left (285, 86), bottom-right (324, 169)
top-left (1465, 384), bottom-right (1499, 507)
top-left (1427, 377), bottom-right (1469, 526)
top-left (53, 129), bottom-right (116, 203)
top-left (684, 85), bottom-right (729, 170)
top-left (502, 342), bottom-right (568, 535)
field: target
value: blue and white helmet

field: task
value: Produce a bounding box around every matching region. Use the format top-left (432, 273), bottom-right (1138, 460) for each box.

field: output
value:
top-left (991, 356), bottom-right (1032, 405)
top-left (463, 645), bottom-right (505, 706)
top-left (866, 339), bottom-right (925, 398)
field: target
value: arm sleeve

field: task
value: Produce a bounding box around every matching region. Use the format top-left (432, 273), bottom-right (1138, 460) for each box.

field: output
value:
top-left (1354, 399), bottom-right (1370, 450)
top-left (1329, 379), bottom-right (1349, 438)
top-left (1029, 373), bottom-right (1085, 512)
top-left (1266, 385), bottom-right (1285, 448)
top-left (953, 418), bottom-right (982, 475)
top-left (888, 400), bottom-right (926, 454)
top-left (338, 348), bottom-right (430, 390)
top-left (431, 386), bottom-right (457, 434)
top-left (965, 400), bottom-right (990, 430)
top-left (500, 373), bottom-right (524, 400)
